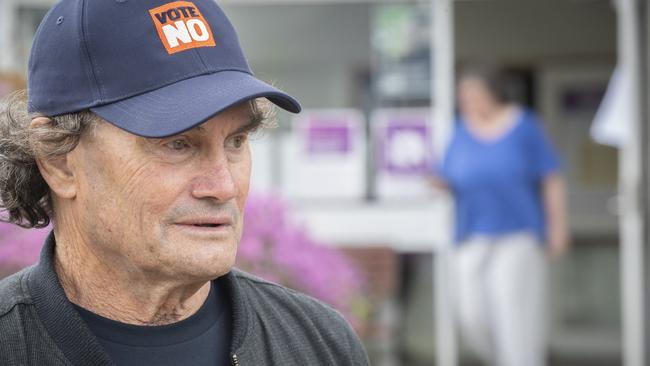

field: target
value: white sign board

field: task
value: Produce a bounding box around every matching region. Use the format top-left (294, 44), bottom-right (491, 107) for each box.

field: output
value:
top-left (282, 109), bottom-right (366, 200)
top-left (373, 108), bottom-right (434, 200)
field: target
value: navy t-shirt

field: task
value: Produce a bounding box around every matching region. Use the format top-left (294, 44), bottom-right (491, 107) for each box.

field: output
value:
top-left (438, 108), bottom-right (561, 243)
top-left (73, 280), bottom-right (231, 366)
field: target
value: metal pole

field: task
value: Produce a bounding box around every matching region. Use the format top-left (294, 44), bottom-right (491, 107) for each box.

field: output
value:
top-left (431, 0), bottom-right (456, 365)
top-left (617, 0), bottom-right (646, 365)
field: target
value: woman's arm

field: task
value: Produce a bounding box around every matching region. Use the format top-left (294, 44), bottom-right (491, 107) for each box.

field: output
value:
top-left (543, 173), bottom-right (570, 259)
top-left (427, 175), bottom-right (449, 191)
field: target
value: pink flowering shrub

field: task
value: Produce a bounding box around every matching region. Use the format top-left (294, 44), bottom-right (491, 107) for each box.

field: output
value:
top-left (237, 193), bottom-right (367, 330)
top-left (0, 223), bottom-right (49, 275)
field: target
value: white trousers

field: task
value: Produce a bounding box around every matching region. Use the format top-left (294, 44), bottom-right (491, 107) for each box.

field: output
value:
top-left (455, 232), bottom-right (548, 366)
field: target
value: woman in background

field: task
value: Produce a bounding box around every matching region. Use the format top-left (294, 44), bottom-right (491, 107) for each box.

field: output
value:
top-left (434, 66), bottom-right (569, 366)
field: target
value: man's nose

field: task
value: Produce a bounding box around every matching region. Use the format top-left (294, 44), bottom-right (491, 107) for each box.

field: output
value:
top-left (191, 157), bottom-right (238, 202)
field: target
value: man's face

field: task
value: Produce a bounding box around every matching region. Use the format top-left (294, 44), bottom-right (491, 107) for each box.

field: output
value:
top-left (66, 102), bottom-right (257, 282)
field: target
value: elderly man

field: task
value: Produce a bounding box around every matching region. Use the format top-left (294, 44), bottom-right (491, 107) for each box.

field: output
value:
top-left (0, 1), bottom-right (369, 365)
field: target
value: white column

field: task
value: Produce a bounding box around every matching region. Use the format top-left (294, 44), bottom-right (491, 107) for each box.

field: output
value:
top-left (431, 1), bottom-right (457, 366)
top-left (617, 0), bottom-right (646, 365)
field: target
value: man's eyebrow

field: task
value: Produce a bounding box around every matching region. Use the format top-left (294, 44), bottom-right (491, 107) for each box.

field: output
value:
top-left (191, 111), bottom-right (264, 135)
top-left (231, 112), bottom-right (264, 135)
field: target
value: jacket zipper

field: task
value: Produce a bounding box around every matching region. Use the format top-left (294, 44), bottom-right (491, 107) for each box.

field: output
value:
top-left (231, 353), bottom-right (240, 366)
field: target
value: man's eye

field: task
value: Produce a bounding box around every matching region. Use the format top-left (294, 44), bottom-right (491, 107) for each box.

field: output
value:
top-left (231, 135), bottom-right (247, 149)
top-left (166, 139), bottom-right (190, 151)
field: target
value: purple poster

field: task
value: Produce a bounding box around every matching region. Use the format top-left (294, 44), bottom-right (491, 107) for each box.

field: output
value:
top-left (305, 119), bottom-right (352, 155)
top-left (378, 116), bottom-right (432, 175)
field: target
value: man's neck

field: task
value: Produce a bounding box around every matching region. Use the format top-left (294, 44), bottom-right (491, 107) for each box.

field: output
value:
top-left (52, 228), bottom-right (211, 326)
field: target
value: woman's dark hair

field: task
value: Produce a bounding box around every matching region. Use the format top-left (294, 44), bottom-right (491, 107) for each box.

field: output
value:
top-left (457, 64), bottom-right (515, 104)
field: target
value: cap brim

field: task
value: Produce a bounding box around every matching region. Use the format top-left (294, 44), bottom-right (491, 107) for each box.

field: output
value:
top-left (90, 71), bottom-right (301, 138)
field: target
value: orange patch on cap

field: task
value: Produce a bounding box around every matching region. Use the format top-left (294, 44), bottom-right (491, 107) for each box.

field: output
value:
top-left (149, 1), bottom-right (215, 55)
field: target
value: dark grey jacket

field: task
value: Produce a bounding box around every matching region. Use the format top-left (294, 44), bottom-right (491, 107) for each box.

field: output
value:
top-left (0, 234), bottom-right (370, 365)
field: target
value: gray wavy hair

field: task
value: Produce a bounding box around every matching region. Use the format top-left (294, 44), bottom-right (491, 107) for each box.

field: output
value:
top-left (0, 90), bottom-right (276, 229)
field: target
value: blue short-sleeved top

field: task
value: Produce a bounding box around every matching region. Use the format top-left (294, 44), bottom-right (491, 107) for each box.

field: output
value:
top-left (437, 108), bottom-right (561, 244)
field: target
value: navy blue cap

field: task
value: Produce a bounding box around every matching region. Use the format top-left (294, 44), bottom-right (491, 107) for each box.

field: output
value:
top-left (28, 0), bottom-right (301, 137)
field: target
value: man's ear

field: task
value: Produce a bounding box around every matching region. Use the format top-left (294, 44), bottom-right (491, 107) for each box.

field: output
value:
top-left (30, 117), bottom-right (77, 199)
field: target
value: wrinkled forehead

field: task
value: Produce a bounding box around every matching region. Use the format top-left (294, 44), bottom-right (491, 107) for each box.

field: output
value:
top-left (180, 101), bottom-right (261, 136)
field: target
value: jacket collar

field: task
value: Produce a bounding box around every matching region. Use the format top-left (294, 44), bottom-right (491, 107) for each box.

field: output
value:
top-left (27, 232), bottom-right (250, 365)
